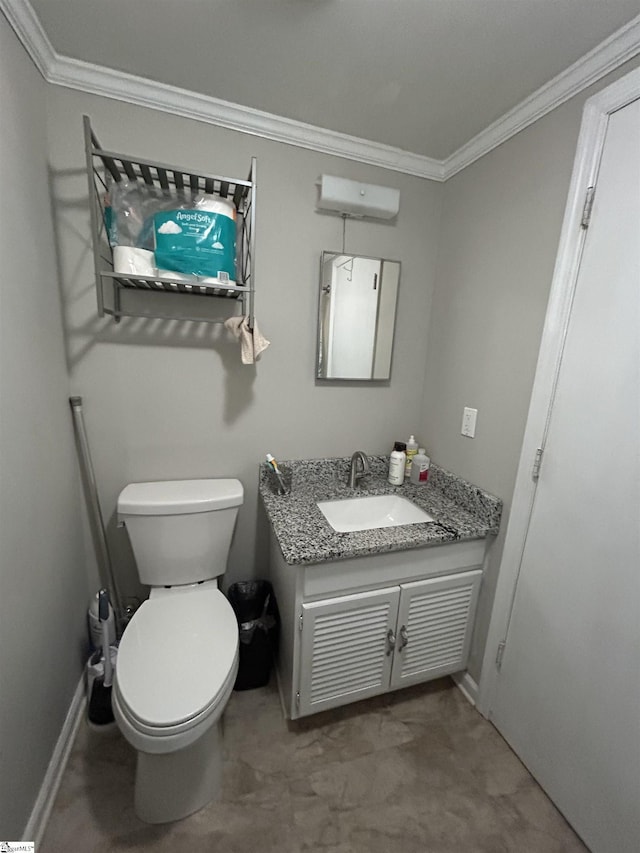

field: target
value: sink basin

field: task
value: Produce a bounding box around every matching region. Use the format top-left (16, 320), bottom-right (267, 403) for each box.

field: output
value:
top-left (317, 494), bottom-right (433, 532)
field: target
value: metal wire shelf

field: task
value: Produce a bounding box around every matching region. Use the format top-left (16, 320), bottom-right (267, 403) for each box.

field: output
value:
top-left (83, 115), bottom-right (256, 325)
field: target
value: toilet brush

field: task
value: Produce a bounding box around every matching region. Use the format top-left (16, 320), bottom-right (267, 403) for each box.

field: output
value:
top-left (88, 588), bottom-right (115, 725)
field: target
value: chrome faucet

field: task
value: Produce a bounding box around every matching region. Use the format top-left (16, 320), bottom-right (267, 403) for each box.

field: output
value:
top-left (347, 451), bottom-right (370, 489)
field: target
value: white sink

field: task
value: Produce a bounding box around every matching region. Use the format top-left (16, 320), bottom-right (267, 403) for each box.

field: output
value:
top-left (317, 494), bottom-right (433, 533)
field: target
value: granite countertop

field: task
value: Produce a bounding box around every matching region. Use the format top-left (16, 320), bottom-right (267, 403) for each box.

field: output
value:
top-left (259, 456), bottom-right (502, 566)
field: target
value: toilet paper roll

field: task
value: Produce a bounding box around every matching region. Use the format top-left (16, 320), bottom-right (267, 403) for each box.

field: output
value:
top-left (113, 246), bottom-right (156, 277)
top-left (193, 195), bottom-right (236, 220)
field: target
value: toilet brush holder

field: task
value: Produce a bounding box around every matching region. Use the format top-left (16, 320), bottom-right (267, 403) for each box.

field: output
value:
top-left (86, 645), bottom-right (118, 727)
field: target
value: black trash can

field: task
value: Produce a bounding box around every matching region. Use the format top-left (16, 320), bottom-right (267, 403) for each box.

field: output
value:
top-left (227, 580), bottom-right (280, 690)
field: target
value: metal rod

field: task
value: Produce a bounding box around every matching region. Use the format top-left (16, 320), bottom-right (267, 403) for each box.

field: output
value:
top-left (247, 156), bottom-right (257, 328)
top-left (84, 116), bottom-right (106, 318)
top-left (69, 396), bottom-right (123, 628)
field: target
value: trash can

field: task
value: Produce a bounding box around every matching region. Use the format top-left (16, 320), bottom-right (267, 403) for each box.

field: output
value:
top-left (227, 580), bottom-right (280, 690)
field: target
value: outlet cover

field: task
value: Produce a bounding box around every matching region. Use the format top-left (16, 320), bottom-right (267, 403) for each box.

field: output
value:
top-left (461, 407), bottom-right (478, 438)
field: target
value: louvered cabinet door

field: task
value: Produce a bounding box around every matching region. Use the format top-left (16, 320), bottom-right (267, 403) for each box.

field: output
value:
top-left (390, 570), bottom-right (482, 689)
top-left (298, 587), bottom-right (400, 717)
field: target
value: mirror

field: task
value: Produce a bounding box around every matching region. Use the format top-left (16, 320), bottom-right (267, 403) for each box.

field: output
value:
top-left (316, 252), bottom-right (400, 381)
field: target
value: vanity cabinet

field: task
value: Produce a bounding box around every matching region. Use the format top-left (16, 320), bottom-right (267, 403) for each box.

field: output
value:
top-left (269, 537), bottom-right (487, 719)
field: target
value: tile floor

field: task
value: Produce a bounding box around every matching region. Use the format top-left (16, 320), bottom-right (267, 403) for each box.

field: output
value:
top-left (41, 678), bottom-right (588, 852)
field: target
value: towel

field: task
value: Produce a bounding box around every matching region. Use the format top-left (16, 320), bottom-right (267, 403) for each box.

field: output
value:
top-left (224, 315), bottom-right (270, 364)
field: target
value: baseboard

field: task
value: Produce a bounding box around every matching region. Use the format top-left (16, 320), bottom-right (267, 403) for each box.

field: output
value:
top-left (23, 675), bottom-right (86, 845)
top-left (452, 671), bottom-right (479, 707)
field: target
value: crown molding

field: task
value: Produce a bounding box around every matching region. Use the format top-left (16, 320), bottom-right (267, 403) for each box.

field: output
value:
top-left (442, 13), bottom-right (640, 179)
top-left (48, 53), bottom-right (445, 181)
top-left (3, 0), bottom-right (640, 183)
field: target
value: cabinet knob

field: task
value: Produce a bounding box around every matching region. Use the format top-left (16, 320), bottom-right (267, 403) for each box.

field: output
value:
top-left (399, 625), bottom-right (409, 651)
top-left (386, 628), bottom-right (396, 655)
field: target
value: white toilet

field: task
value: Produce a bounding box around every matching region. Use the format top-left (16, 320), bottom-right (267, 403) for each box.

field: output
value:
top-left (113, 478), bottom-right (243, 824)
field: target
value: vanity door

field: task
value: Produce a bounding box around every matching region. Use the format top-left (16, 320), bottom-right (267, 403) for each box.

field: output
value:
top-left (389, 571), bottom-right (482, 690)
top-left (298, 587), bottom-right (400, 717)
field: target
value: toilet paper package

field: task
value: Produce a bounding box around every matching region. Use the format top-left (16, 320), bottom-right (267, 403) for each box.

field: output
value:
top-left (107, 183), bottom-right (237, 284)
top-left (154, 196), bottom-right (237, 283)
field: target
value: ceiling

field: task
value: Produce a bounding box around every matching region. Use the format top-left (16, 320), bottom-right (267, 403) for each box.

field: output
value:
top-left (24, 0), bottom-right (640, 160)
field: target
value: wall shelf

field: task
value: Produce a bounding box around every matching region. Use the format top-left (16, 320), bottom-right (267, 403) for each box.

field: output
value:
top-left (83, 115), bottom-right (256, 325)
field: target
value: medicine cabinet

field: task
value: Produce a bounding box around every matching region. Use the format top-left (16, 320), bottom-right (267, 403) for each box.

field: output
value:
top-left (84, 115), bottom-right (256, 325)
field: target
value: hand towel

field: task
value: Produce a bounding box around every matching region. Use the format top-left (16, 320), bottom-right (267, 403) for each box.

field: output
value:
top-left (224, 315), bottom-right (270, 364)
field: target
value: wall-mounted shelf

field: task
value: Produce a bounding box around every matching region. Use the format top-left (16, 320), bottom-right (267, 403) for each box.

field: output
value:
top-left (83, 115), bottom-right (256, 325)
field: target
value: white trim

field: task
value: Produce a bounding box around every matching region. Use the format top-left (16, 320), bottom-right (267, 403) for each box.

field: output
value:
top-left (442, 14), bottom-right (640, 179)
top-left (23, 676), bottom-right (86, 846)
top-left (476, 65), bottom-right (640, 718)
top-left (452, 671), bottom-right (478, 707)
top-left (2, 1), bottom-right (639, 181)
top-left (48, 53), bottom-right (444, 180)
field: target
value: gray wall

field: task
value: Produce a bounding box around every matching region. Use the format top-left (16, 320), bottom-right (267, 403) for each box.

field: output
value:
top-left (422, 57), bottom-right (640, 681)
top-left (0, 15), bottom-right (87, 838)
top-left (45, 88), bottom-right (444, 598)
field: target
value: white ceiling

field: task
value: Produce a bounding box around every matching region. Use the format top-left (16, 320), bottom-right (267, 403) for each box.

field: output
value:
top-left (23, 0), bottom-right (640, 160)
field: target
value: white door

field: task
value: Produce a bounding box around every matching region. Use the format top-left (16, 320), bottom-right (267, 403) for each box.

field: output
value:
top-left (489, 99), bottom-right (640, 852)
top-left (390, 571), bottom-right (481, 689)
top-left (298, 587), bottom-right (400, 716)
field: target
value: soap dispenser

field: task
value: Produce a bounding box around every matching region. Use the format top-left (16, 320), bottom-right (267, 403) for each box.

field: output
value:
top-left (405, 435), bottom-right (419, 477)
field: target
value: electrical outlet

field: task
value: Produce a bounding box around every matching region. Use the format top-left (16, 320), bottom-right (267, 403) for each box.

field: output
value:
top-left (461, 407), bottom-right (478, 438)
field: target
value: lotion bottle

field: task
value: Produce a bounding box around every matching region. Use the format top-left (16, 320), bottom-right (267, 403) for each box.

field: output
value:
top-left (410, 448), bottom-right (430, 485)
top-left (388, 442), bottom-right (406, 485)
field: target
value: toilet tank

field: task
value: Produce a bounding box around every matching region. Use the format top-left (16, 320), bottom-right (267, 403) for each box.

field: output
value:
top-left (117, 479), bottom-right (243, 587)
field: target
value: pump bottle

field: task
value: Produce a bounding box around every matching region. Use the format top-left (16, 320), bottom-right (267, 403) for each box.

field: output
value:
top-left (405, 435), bottom-right (419, 477)
top-left (388, 442), bottom-right (406, 485)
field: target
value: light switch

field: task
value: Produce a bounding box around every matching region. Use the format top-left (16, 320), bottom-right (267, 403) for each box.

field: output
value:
top-left (461, 407), bottom-right (478, 438)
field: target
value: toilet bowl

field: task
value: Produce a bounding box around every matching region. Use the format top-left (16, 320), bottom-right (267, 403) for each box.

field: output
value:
top-left (114, 479), bottom-right (243, 823)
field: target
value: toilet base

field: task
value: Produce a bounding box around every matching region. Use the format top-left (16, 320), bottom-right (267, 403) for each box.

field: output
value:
top-left (134, 720), bottom-right (222, 823)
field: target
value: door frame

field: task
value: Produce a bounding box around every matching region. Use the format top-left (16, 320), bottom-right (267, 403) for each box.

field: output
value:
top-left (477, 65), bottom-right (640, 717)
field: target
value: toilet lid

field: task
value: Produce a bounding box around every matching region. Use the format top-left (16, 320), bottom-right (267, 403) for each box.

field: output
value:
top-left (116, 588), bottom-right (238, 728)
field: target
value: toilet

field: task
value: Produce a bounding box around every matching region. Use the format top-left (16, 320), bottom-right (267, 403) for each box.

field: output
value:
top-left (113, 478), bottom-right (243, 824)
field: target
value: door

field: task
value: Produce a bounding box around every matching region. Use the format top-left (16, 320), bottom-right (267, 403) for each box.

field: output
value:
top-left (390, 571), bottom-right (482, 689)
top-left (489, 99), bottom-right (640, 852)
top-left (298, 587), bottom-right (400, 716)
